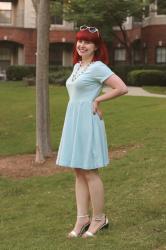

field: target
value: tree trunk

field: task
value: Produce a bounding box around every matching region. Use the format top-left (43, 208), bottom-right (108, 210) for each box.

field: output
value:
top-left (118, 24), bottom-right (132, 65)
top-left (31, 0), bottom-right (40, 13)
top-left (110, 24), bottom-right (133, 65)
top-left (35, 0), bottom-right (52, 163)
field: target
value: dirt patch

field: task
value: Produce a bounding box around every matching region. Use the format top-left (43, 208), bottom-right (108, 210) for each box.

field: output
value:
top-left (154, 246), bottom-right (166, 250)
top-left (0, 153), bottom-right (70, 180)
top-left (0, 144), bottom-right (142, 180)
top-left (110, 144), bottom-right (142, 159)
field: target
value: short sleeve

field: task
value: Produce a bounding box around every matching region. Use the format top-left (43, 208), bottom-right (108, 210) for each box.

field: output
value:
top-left (93, 61), bottom-right (114, 84)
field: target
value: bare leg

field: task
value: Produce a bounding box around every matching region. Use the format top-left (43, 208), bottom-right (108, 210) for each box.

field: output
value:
top-left (83, 169), bottom-right (106, 234)
top-left (75, 169), bottom-right (90, 215)
top-left (68, 169), bottom-right (90, 237)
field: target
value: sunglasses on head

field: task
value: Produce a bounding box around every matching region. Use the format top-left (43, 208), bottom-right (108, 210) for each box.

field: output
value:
top-left (80, 25), bottom-right (100, 37)
top-left (80, 25), bottom-right (99, 33)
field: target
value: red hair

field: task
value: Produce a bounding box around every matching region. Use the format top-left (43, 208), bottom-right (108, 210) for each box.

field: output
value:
top-left (73, 29), bottom-right (109, 65)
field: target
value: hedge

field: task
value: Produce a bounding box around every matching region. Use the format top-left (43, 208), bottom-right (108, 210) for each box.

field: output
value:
top-left (127, 69), bottom-right (166, 86)
top-left (6, 65), bottom-right (72, 83)
top-left (111, 64), bottom-right (166, 82)
top-left (5, 64), bottom-right (166, 86)
top-left (49, 68), bottom-right (71, 85)
top-left (6, 65), bottom-right (36, 80)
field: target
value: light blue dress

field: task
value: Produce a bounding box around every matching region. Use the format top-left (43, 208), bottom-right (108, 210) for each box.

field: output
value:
top-left (56, 61), bottom-right (114, 169)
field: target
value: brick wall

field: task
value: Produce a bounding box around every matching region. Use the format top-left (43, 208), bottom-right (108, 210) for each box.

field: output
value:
top-left (0, 27), bottom-right (75, 65)
top-left (49, 30), bottom-right (75, 43)
top-left (142, 25), bottom-right (166, 64)
top-left (112, 25), bottom-right (166, 64)
top-left (0, 27), bottom-right (37, 64)
top-left (1, 25), bottom-right (166, 65)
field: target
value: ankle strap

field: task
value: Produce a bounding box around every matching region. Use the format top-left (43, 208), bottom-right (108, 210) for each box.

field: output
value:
top-left (92, 214), bottom-right (105, 221)
top-left (77, 214), bottom-right (89, 218)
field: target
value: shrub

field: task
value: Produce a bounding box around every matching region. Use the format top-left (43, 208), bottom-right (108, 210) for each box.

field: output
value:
top-left (23, 77), bottom-right (36, 86)
top-left (49, 65), bottom-right (72, 72)
top-left (49, 68), bottom-right (71, 85)
top-left (6, 65), bottom-right (72, 84)
top-left (127, 69), bottom-right (166, 86)
top-left (5, 64), bottom-right (166, 83)
top-left (111, 64), bottom-right (166, 82)
top-left (6, 65), bottom-right (36, 80)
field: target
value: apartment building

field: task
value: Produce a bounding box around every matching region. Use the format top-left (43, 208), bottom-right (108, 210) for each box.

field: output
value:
top-left (112, 2), bottom-right (166, 65)
top-left (0, 0), bottom-right (166, 73)
top-left (0, 0), bottom-right (75, 73)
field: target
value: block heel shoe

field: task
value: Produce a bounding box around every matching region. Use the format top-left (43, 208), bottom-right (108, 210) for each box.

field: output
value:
top-left (82, 215), bottom-right (109, 238)
top-left (67, 214), bottom-right (90, 238)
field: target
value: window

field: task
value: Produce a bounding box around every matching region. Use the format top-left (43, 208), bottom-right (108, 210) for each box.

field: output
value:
top-left (133, 49), bottom-right (141, 63)
top-left (0, 47), bottom-right (11, 70)
top-left (114, 48), bottom-right (126, 62)
top-left (156, 47), bottom-right (166, 64)
top-left (0, 47), bottom-right (11, 60)
top-left (143, 48), bottom-right (148, 64)
top-left (50, 0), bottom-right (63, 25)
top-left (0, 2), bottom-right (12, 24)
top-left (49, 44), bottom-right (63, 65)
top-left (51, 15), bottom-right (63, 25)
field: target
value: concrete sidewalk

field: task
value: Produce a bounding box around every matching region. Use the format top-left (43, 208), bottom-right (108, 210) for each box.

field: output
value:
top-left (103, 86), bottom-right (166, 98)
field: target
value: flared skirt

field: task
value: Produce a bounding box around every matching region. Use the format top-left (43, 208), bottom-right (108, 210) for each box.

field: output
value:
top-left (56, 101), bottom-right (110, 169)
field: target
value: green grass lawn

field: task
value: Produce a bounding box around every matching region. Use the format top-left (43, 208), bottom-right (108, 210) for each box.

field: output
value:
top-left (143, 86), bottom-right (166, 95)
top-left (0, 82), bottom-right (166, 250)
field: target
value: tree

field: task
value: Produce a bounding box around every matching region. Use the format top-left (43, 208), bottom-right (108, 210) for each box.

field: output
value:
top-left (157, 0), bottom-right (166, 14)
top-left (63, 0), bottom-right (144, 64)
top-left (33, 0), bottom-right (52, 163)
top-left (50, 0), bottom-right (63, 19)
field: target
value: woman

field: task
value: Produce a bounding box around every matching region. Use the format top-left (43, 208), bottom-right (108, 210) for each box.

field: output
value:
top-left (56, 25), bottom-right (128, 238)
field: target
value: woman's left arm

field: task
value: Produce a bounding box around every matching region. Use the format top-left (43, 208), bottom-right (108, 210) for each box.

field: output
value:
top-left (96, 74), bottom-right (128, 103)
top-left (93, 74), bottom-right (128, 117)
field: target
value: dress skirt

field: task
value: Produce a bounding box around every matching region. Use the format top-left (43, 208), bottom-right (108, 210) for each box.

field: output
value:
top-left (56, 100), bottom-right (110, 169)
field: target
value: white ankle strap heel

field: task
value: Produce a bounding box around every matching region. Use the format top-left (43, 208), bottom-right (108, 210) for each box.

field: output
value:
top-left (77, 214), bottom-right (89, 218)
top-left (67, 215), bottom-right (90, 238)
top-left (92, 214), bottom-right (105, 221)
top-left (82, 215), bottom-right (109, 238)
